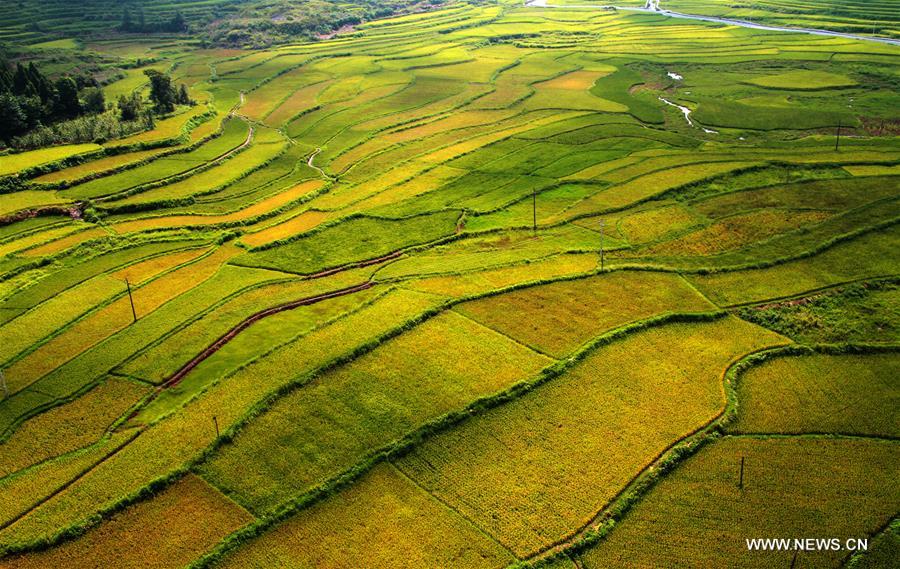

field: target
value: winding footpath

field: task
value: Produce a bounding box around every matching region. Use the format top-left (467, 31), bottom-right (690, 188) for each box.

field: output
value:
top-left (526, 0), bottom-right (900, 46)
top-left (307, 147), bottom-right (334, 181)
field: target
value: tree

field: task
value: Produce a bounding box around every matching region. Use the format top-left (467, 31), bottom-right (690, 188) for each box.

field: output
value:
top-left (12, 63), bottom-right (34, 96)
top-left (117, 92), bottom-right (142, 121)
top-left (0, 92), bottom-right (28, 141)
top-left (144, 70), bottom-right (176, 113)
top-left (53, 76), bottom-right (81, 118)
top-left (83, 87), bottom-right (105, 114)
top-left (120, 6), bottom-right (133, 32)
top-left (167, 12), bottom-right (187, 32)
top-left (177, 83), bottom-right (190, 105)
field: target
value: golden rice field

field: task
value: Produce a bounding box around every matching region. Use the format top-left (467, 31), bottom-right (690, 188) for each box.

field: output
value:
top-left (0, 0), bottom-right (897, 566)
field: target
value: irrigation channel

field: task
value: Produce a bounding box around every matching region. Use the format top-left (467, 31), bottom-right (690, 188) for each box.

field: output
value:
top-left (525, 0), bottom-right (900, 46)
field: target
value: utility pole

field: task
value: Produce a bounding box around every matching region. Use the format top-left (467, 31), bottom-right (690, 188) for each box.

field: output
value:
top-left (834, 120), bottom-right (841, 152)
top-left (125, 278), bottom-right (137, 323)
top-left (599, 218), bottom-right (606, 271)
top-left (790, 551), bottom-right (798, 569)
top-left (532, 187), bottom-right (537, 234)
top-left (213, 415), bottom-right (219, 438)
top-left (0, 369), bottom-right (7, 400)
top-left (738, 456), bottom-right (745, 489)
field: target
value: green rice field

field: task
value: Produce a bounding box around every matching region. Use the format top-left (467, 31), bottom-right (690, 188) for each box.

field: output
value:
top-left (0, 0), bottom-right (897, 566)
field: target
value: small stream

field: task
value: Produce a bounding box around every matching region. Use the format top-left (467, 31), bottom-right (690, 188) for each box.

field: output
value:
top-left (526, 0), bottom-right (900, 46)
top-left (658, 97), bottom-right (718, 134)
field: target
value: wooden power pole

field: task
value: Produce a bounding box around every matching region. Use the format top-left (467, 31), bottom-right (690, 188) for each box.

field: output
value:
top-left (125, 278), bottom-right (137, 323)
top-left (599, 218), bottom-right (606, 271)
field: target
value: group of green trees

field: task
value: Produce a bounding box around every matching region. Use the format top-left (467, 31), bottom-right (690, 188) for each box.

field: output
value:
top-left (0, 58), bottom-right (106, 144)
top-left (206, 0), bottom-right (434, 48)
top-left (0, 57), bottom-right (192, 149)
top-left (119, 7), bottom-right (189, 34)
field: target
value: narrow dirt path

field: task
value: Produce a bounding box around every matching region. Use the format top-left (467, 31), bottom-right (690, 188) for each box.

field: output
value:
top-left (160, 281), bottom-right (373, 390)
top-left (307, 147), bottom-right (334, 181)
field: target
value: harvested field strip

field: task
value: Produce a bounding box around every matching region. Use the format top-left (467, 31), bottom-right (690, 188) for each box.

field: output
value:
top-left (155, 281), bottom-right (375, 390)
top-left (0, 265), bottom-right (288, 441)
top-left (579, 437), bottom-right (900, 569)
top-left (455, 270), bottom-right (715, 357)
top-left (394, 316), bottom-right (787, 557)
top-left (0, 474), bottom-right (253, 569)
top-left (729, 350), bottom-right (900, 437)
top-left (214, 463), bottom-right (513, 569)
top-left (120, 269), bottom-right (374, 384)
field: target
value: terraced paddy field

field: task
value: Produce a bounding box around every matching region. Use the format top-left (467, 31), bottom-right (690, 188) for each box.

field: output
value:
top-left (0, 0), bottom-right (898, 567)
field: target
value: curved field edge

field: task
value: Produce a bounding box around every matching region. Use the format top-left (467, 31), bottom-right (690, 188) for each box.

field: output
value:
top-left (0, 263), bottom-right (724, 558)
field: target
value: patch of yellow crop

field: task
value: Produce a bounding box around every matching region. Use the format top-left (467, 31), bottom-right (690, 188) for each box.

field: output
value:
top-left (2, 474), bottom-right (252, 569)
top-left (202, 309), bottom-right (552, 512)
top-left (843, 164), bottom-right (900, 177)
top-left (0, 378), bottom-right (147, 477)
top-left (0, 145), bottom-right (100, 177)
top-left (456, 270), bottom-right (715, 357)
top-left (239, 210), bottom-right (330, 247)
top-left (4, 245), bottom-right (239, 393)
top-left (645, 209), bottom-right (831, 257)
top-left (22, 227), bottom-right (109, 258)
top-left (618, 202), bottom-right (703, 244)
top-left (535, 69), bottom-right (612, 90)
top-left (216, 464), bottom-right (513, 569)
top-left (112, 180), bottom-right (322, 234)
top-left (110, 246), bottom-right (212, 285)
top-left (419, 111), bottom-right (587, 163)
top-left (730, 353), bottom-right (900, 437)
top-left (581, 437), bottom-right (899, 568)
top-left (0, 432), bottom-right (134, 530)
top-left (395, 317), bottom-right (788, 557)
